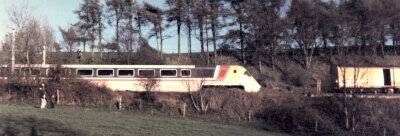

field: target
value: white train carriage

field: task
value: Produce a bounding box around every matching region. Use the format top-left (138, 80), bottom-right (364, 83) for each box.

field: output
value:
top-left (0, 64), bottom-right (261, 92)
top-left (334, 66), bottom-right (400, 93)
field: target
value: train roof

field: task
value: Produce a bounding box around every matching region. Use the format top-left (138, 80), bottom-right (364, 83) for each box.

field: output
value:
top-left (62, 64), bottom-right (197, 69)
top-left (336, 66), bottom-right (400, 68)
top-left (0, 64), bottom-right (223, 69)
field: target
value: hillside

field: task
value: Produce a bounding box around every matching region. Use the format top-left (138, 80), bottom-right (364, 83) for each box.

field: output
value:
top-left (0, 104), bottom-right (287, 136)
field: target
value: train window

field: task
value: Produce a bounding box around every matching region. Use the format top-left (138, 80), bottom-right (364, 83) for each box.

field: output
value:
top-left (181, 69), bottom-right (191, 77)
top-left (197, 69), bottom-right (214, 77)
top-left (160, 69), bottom-right (177, 77)
top-left (31, 69), bottom-right (41, 76)
top-left (244, 71), bottom-right (252, 77)
top-left (138, 69), bottom-right (155, 77)
top-left (14, 69), bottom-right (21, 75)
top-left (64, 69), bottom-right (72, 76)
top-left (77, 69), bottom-right (93, 76)
top-left (21, 68), bottom-right (41, 76)
top-left (48, 68), bottom-right (56, 76)
top-left (98, 69), bottom-right (114, 77)
top-left (118, 69), bottom-right (135, 77)
top-left (0, 68), bottom-right (8, 76)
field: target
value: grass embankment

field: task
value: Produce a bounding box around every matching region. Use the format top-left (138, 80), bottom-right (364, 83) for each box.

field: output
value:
top-left (0, 104), bottom-right (287, 136)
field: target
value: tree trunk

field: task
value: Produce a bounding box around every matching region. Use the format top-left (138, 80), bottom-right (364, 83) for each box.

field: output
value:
top-left (91, 40), bottom-right (94, 63)
top-left (178, 20), bottom-right (181, 58)
top-left (199, 17), bottom-right (205, 56)
top-left (188, 23), bottom-right (192, 58)
top-left (206, 23), bottom-right (210, 65)
top-left (138, 11), bottom-right (143, 38)
top-left (26, 51), bottom-right (30, 66)
top-left (83, 41), bottom-right (86, 53)
top-left (99, 13), bottom-right (103, 60)
top-left (186, 0), bottom-right (192, 58)
top-left (115, 11), bottom-right (120, 56)
top-left (380, 31), bottom-right (385, 57)
top-left (239, 19), bottom-right (245, 64)
top-left (159, 21), bottom-right (163, 59)
top-left (210, 0), bottom-right (217, 64)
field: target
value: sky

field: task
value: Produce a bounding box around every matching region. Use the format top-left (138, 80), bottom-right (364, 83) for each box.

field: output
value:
top-left (0, 0), bottom-right (201, 53)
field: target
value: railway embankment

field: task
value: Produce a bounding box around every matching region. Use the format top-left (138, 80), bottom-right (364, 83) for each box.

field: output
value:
top-left (1, 55), bottom-right (400, 135)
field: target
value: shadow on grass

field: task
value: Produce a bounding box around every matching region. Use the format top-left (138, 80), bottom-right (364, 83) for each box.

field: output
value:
top-left (0, 115), bottom-right (88, 136)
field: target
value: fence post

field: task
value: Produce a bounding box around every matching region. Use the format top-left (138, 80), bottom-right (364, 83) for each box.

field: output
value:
top-left (182, 103), bottom-right (186, 118)
top-left (56, 89), bottom-right (60, 105)
top-left (248, 110), bottom-right (251, 122)
top-left (118, 96), bottom-right (122, 111)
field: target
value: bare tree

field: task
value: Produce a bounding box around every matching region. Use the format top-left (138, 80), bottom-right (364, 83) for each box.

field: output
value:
top-left (137, 78), bottom-right (159, 102)
top-left (60, 26), bottom-right (79, 63)
top-left (287, 0), bottom-right (319, 70)
top-left (183, 78), bottom-right (210, 113)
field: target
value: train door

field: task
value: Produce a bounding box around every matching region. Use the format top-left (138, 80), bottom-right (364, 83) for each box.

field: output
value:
top-left (383, 69), bottom-right (391, 86)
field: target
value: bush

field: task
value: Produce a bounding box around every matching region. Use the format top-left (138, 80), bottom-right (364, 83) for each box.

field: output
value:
top-left (54, 78), bottom-right (115, 108)
top-left (258, 94), bottom-right (400, 135)
top-left (0, 76), bottom-right (114, 108)
top-left (259, 94), bottom-right (341, 135)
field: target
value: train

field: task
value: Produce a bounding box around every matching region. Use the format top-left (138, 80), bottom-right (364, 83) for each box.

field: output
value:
top-left (0, 64), bottom-right (261, 93)
top-left (334, 66), bottom-right (400, 93)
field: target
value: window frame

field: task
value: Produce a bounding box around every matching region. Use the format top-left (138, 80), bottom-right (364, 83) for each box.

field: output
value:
top-left (117, 69), bottom-right (135, 77)
top-left (97, 69), bottom-right (114, 77)
top-left (64, 69), bottom-right (72, 76)
top-left (76, 69), bottom-right (94, 77)
top-left (180, 69), bottom-right (191, 77)
top-left (138, 69), bottom-right (155, 77)
top-left (31, 68), bottom-right (41, 76)
top-left (160, 69), bottom-right (177, 77)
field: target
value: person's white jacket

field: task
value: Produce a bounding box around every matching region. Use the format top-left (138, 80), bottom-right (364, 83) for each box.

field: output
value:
top-left (40, 91), bottom-right (47, 109)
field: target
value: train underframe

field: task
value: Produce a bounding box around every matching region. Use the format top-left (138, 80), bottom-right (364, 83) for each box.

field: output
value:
top-left (334, 87), bottom-right (400, 94)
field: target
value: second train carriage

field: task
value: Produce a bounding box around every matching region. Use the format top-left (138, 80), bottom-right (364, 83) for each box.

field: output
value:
top-left (0, 64), bottom-right (261, 92)
top-left (334, 66), bottom-right (400, 93)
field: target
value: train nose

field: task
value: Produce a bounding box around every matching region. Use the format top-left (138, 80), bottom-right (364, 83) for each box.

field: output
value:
top-left (240, 74), bottom-right (261, 92)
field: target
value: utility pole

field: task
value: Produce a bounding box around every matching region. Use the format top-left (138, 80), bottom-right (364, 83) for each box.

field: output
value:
top-left (42, 35), bottom-right (46, 67)
top-left (11, 25), bottom-right (16, 74)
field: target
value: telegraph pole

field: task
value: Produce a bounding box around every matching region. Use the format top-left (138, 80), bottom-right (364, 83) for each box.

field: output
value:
top-left (42, 35), bottom-right (46, 67)
top-left (11, 25), bottom-right (16, 74)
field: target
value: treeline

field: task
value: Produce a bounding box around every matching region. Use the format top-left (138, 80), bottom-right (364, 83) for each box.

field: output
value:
top-left (2, 0), bottom-right (400, 68)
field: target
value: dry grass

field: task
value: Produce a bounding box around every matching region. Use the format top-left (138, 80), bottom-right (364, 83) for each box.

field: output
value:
top-left (0, 104), bottom-right (288, 136)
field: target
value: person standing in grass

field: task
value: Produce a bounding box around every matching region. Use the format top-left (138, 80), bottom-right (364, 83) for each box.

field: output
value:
top-left (39, 83), bottom-right (47, 109)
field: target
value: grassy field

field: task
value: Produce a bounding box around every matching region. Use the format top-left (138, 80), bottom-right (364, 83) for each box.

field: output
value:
top-left (0, 104), bottom-right (287, 136)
